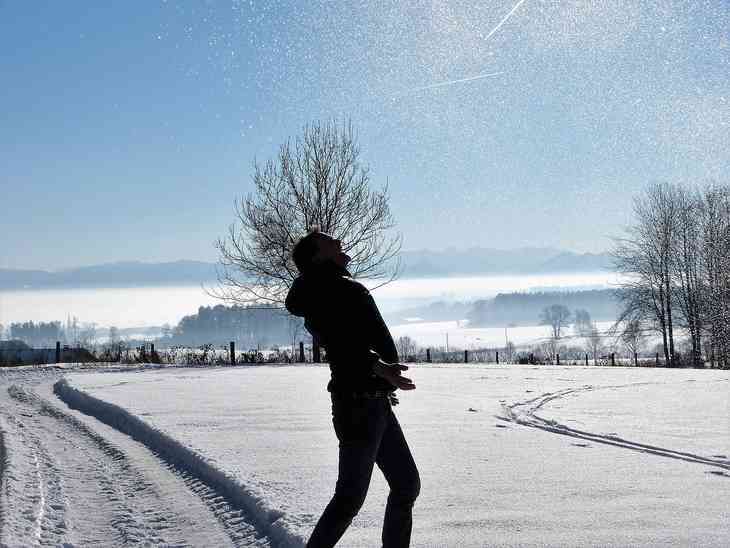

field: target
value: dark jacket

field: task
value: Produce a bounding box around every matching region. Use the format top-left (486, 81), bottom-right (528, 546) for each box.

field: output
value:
top-left (285, 263), bottom-right (398, 393)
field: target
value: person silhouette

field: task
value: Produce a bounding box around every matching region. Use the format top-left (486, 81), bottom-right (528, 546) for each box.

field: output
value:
top-left (285, 228), bottom-right (420, 548)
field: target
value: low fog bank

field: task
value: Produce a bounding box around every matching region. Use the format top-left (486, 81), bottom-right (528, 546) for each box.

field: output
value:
top-left (3, 288), bottom-right (619, 355)
top-left (385, 288), bottom-right (619, 327)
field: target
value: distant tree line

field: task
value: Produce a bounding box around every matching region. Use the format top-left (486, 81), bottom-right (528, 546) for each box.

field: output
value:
top-left (613, 182), bottom-right (730, 368)
top-left (6, 317), bottom-right (97, 349)
top-left (164, 304), bottom-right (301, 349)
top-left (467, 289), bottom-right (619, 327)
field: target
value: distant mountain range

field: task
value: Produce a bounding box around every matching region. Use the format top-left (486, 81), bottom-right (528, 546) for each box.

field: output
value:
top-left (398, 247), bottom-right (612, 277)
top-left (0, 261), bottom-right (219, 290)
top-left (1, 248), bottom-right (612, 290)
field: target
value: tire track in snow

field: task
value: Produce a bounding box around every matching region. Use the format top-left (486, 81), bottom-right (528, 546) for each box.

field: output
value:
top-left (500, 383), bottom-right (730, 471)
top-left (161, 463), bottom-right (270, 547)
top-left (1, 384), bottom-right (250, 546)
top-left (54, 378), bottom-right (303, 548)
top-left (6, 384), bottom-right (175, 545)
top-left (0, 397), bottom-right (69, 546)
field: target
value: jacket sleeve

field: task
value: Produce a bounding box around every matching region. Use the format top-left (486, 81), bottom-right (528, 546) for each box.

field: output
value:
top-left (348, 281), bottom-right (399, 364)
top-left (361, 288), bottom-right (399, 364)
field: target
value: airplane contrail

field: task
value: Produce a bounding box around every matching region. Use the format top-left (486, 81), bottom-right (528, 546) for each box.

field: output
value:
top-left (406, 0), bottom-right (528, 94)
top-left (409, 71), bottom-right (505, 93)
top-left (483, 0), bottom-right (529, 43)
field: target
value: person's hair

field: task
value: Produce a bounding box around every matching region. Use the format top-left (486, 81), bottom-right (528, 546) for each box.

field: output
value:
top-left (291, 226), bottom-right (323, 273)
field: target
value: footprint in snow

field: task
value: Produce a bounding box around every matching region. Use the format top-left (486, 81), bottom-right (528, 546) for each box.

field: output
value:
top-left (467, 408), bottom-right (479, 412)
top-left (711, 454), bottom-right (727, 458)
top-left (494, 424), bottom-right (509, 428)
top-left (571, 443), bottom-right (590, 448)
top-left (525, 390), bottom-right (533, 393)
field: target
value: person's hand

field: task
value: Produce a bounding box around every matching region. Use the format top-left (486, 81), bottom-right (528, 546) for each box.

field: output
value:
top-left (373, 360), bottom-right (416, 390)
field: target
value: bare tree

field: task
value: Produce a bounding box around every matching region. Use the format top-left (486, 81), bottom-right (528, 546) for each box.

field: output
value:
top-left (580, 321), bottom-right (602, 365)
top-left (672, 186), bottom-right (704, 366)
top-left (620, 318), bottom-right (644, 362)
top-left (77, 323), bottom-right (97, 352)
top-left (699, 185), bottom-right (730, 368)
top-left (287, 315), bottom-right (304, 357)
top-left (395, 335), bottom-right (418, 362)
top-left (540, 304), bottom-right (572, 340)
top-left (573, 309), bottom-right (592, 337)
top-left (613, 183), bottom-right (681, 367)
top-left (215, 120), bottom-right (402, 305)
top-left (504, 340), bottom-right (516, 364)
top-left (614, 181), bottom-right (730, 369)
top-left (539, 304), bottom-right (571, 363)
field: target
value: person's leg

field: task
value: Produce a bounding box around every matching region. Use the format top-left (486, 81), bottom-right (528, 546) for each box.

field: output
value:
top-left (307, 397), bottom-right (388, 548)
top-left (376, 406), bottom-right (420, 548)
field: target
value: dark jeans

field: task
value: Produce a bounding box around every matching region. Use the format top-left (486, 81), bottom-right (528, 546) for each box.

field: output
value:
top-left (307, 394), bottom-right (420, 548)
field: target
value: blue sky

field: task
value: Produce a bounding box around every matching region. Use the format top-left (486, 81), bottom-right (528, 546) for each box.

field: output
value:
top-left (2, 1), bottom-right (728, 270)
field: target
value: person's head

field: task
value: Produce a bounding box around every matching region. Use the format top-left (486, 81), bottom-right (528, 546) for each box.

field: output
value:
top-left (291, 227), bottom-right (351, 273)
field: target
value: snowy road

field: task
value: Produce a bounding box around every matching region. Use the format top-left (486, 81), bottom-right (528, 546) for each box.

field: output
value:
top-left (0, 367), bottom-right (270, 547)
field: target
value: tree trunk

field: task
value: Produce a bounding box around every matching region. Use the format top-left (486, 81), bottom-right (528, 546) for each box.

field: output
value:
top-left (658, 286), bottom-right (670, 366)
top-left (664, 275), bottom-right (675, 367)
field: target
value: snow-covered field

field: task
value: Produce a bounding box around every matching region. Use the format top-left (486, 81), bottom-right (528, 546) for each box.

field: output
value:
top-left (389, 319), bottom-right (617, 350)
top-left (2, 363), bottom-right (725, 547)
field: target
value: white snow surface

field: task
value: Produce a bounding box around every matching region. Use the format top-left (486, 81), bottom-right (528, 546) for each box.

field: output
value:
top-left (57, 364), bottom-right (730, 547)
top-left (0, 364), bottom-right (270, 547)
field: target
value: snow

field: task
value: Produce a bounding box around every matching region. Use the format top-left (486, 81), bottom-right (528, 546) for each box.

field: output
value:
top-left (59, 364), bottom-right (730, 547)
top-left (389, 319), bottom-right (617, 349)
top-left (0, 365), bottom-right (268, 547)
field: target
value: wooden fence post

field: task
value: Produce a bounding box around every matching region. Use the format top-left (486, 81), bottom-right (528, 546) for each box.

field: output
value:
top-left (585, 353), bottom-right (589, 366)
top-left (464, 350), bottom-right (468, 363)
top-left (496, 350), bottom-right (499, 364)
top-left (611, 353), bottom-right (615, 366)
top-left (313, 335), bottom-right (321, 363)
top-left (230, 341), bottom-right (235, 365)
top-left (556, 353), bottom-right (560, 366)
top-left (426, 348), bottom-right (431, 363)
top-left (299, 341), bottom-right (305, 363)
top-left (56, 341), bottom-right (61, 364)
top-left (656, 352), bottom-right (660, 367)
top-left (634, 351), bottom-right (638, 367)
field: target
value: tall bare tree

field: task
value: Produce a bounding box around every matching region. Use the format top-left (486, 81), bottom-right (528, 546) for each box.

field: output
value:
top-left (614, 182), bottom-right (730, 369)
top-left (613, 183), bottom-right (681, 366)
top-left (215, 120), bottom-right (402, 305)
top-left (672, 186), bottom-right (704, 366)
top-left (699, 185), bottom-right (730, 368)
